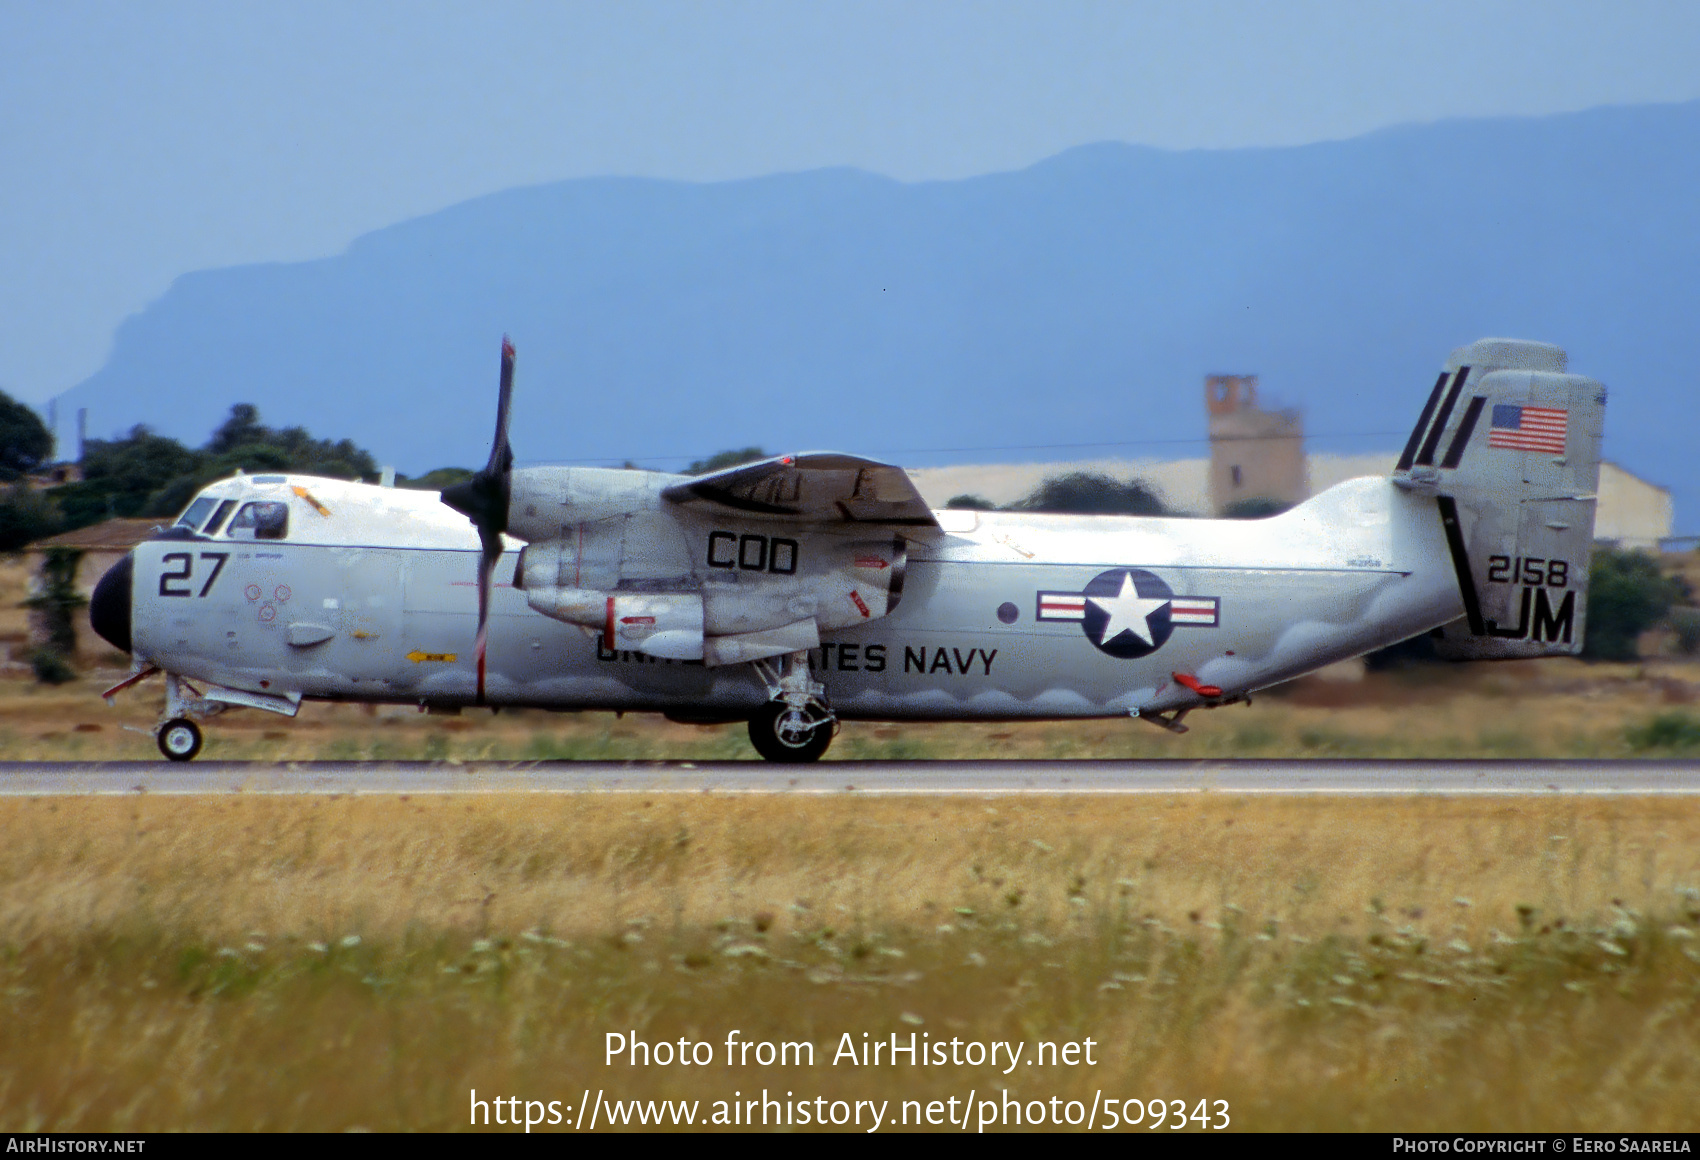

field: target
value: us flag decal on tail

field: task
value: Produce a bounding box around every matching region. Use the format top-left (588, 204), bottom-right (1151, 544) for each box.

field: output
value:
top-left (1487, 404), bottom-right (1568, 454)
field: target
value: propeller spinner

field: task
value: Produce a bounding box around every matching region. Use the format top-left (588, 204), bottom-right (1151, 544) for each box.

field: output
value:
top-left (441, 336), bottom-right (516, 703)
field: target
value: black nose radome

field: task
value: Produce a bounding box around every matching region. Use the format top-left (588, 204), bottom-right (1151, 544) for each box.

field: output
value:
top-left (90, 552), bottom-right (133, 654)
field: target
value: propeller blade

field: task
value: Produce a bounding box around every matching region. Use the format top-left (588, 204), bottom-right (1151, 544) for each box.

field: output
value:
top-left (474, 527), bottom-right (502, 704)
top-left (441, 336), bottom-right (515, 537)
top-left (442, 336), bottom-right (518, 706)
top-left (488, 336), bottom-right (515, 479)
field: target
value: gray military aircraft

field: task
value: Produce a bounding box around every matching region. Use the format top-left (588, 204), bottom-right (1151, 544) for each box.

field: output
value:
top-left (89, 336), bottom-right (1604, 762)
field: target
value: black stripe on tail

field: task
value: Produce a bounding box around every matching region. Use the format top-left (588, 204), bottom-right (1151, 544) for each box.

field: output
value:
top-left (1436, 495), bottom-right (1485, 636)
top-left (1440, 396), bottom-right (1487, 469)
top-left (1397, 372), bottom-right (1450, 472)
top-left (1416, 367), bottom-right (1470, 467)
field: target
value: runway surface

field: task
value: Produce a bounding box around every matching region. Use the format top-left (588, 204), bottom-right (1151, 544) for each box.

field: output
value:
top-left (0, 759), bottom-right (1696, 795)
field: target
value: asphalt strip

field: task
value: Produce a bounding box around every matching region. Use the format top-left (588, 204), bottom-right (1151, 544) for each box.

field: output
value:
top-left (0, 759), bottom-right (1696, 796)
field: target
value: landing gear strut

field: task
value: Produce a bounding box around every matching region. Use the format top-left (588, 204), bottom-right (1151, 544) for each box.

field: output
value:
top-left (748, 650), bottom-right (836, 762)
top-left (152, 672), bottom-right (221, 762)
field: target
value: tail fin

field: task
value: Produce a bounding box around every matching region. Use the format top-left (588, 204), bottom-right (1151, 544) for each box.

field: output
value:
top-left (1393, 338), bottom-right (1605, 659)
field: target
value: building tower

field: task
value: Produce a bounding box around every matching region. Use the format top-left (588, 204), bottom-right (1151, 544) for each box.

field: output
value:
top-left (1205, 374), bottom-right (1308, 516)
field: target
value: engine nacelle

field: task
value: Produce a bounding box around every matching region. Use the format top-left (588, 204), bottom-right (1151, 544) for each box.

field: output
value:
top-left (507, 466), bottom-right (683, 543)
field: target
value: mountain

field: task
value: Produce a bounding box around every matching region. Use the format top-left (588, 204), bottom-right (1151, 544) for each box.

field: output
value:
top-left (56, 101), bottom-right (1700, 524)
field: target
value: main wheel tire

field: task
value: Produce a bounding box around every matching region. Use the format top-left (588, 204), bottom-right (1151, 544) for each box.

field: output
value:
top-left (747, 701), bottom-right (834, 763)
top-left (157, 718), bottom-right (203, 762)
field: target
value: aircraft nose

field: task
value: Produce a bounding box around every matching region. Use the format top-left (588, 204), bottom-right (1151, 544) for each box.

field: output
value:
top-left (89, 552), bottom-right (133, 654)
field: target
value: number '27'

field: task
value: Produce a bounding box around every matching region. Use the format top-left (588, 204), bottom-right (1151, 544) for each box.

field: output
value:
top-left (158, 552), bottom-right (230, 598)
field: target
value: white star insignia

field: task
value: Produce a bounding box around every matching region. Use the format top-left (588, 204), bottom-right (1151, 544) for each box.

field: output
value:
top-left (1088, 572), bottom-right (1170, 646)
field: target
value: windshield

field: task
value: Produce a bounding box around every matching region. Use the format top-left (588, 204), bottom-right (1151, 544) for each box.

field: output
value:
top-left (225, 500), bottom-right (289, 540)
top-left (174, 496), bottom-right (217, 530)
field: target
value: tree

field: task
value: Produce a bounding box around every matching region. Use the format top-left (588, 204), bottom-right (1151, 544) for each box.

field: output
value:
top-left (205, 403), bottom-right (267, 455)
top-left (398, 467), bottom-right (474, 490)
top-left (686, 447), bottom-right (767, 475)
top-left (202, 405), bottom-right (377, 480)
top-left (25, 547), bottom-right (85, 657)
top-left (0, 390), bottom-right (53, 481)
top-left (946, 494), bottom-right (995, 510)
top-left (1006, 471), bottom-right (1167, 516)
top-left (0, 483), bottom-right (61, 551)
top-left (1582, 547), bottom-right (1691, 661)
top-left (1223, 497), bottom-right (1293, 519)
top-left (72, 425), bottom-right (203, 519)
top-left (47, 406), bottom-right (385, 532)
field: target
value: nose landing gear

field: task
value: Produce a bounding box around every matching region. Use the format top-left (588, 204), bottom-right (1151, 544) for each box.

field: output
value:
top-left (153, 672), bottom-right (216, 762)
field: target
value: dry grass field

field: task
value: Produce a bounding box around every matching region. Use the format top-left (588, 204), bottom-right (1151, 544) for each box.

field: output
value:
top-left (2, 794), bottom-right (1698, 1132)
top-left (3, 556), bottom-right (1700, 1132)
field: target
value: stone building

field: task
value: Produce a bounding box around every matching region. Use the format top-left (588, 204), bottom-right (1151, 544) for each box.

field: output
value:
top-left (1594, 462), bottom-right (1673, 551)
top-left (1204, 374), bottom-right (1307, 516)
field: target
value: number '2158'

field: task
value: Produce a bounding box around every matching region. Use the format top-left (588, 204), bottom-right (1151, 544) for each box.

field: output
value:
top-left (1486, 555), bottom-right (1568, 588)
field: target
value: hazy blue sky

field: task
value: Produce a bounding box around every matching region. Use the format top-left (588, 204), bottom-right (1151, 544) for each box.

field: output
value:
top-left (4, 1), bottom-right (1699, 407)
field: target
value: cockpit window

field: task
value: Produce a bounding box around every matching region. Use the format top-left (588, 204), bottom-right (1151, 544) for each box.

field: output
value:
top-left (226, 501), bottom-right (289, 540)
top-left (175, 497), bottom-right (217, 531)
top-left (201, 499), bottom-right (237, 536)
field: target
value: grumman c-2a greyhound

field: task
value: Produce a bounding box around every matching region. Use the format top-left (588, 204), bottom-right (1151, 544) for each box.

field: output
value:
top-left (89, 337), bottom-right (1604, 762)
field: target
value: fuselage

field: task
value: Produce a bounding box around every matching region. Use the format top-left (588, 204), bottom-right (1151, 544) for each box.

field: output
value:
top-left (104, 470), bottom-right (1464, 721)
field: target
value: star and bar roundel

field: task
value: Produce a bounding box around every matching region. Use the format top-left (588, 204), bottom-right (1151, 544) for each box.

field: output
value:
top-left (1037, 568), bottom-right (1219, 658)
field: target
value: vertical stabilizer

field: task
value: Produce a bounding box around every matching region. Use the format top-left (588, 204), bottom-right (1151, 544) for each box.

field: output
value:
top-left (1393, 339), bottom-right (1605, 659)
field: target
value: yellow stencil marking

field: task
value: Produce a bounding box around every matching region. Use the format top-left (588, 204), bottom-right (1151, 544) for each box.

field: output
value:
top-left (292, 486), bottom-right (331, 516)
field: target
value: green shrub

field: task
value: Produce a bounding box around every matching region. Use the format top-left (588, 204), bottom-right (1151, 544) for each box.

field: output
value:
top-left (1669, 607), bottom-right (1700, 656)
top-left (1006, 472), bottom-right (1167, 516)
top-left (23, 546), bottom-right (86, 656)
top-left (1582, 548), bottom-right (1690, 661)
top-left (1625, 712), bottom-right (1700, 753)
top-left (30, 648), bottom-right (76, 685)
top-left (1222, 497), bottom-right (1293, 519)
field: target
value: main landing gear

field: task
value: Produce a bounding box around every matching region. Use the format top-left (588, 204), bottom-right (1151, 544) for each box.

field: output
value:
top-left (157, 718), bottom-right (204, 762)
top-left (749, 650), bottom-right (837, 762)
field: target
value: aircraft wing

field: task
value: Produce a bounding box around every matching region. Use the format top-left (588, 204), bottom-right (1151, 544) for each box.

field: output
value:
top-left (661, 453), bottom-right (940, 528)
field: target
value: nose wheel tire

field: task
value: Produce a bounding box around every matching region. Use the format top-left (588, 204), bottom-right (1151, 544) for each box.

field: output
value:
top-left (747, 700), bottom-right (834, 763)
top-left (158, 718), bottom-right (203, 762)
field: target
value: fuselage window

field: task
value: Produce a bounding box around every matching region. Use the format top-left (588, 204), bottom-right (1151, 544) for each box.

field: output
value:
top-left (226, 501), bottom-right (290, 540)
top-left (201, 499), bottom-right (237, 536)
top-left (175, 497), bottom-right (217, 530)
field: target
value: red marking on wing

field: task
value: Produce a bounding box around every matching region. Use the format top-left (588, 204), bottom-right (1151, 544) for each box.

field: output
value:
top-left (1172, 671), bottom-right (1223, 698)
top-left (849, 590), bottom-right (871, 618)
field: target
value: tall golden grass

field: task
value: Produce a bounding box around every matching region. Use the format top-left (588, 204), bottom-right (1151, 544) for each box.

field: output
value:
top-left (2, 794), bottom-right (1697, 1131)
